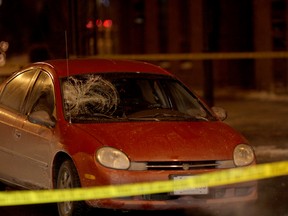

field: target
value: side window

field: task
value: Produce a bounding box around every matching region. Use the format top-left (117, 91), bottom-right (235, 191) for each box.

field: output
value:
top-left (0, 69), bottom-right (38, 112)
top-left (27, 71), bottom-right (55, 117)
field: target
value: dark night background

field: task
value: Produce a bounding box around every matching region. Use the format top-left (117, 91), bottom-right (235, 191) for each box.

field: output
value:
top-left (0, 0), bottom-right (287, 98)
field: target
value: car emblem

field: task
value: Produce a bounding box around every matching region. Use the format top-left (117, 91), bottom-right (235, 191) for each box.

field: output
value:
top-left (182, 163), bottom-right (190, 170)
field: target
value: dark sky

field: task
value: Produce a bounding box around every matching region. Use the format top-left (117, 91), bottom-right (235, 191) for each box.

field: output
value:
top-left (0, 0), bottom-right (66, 55)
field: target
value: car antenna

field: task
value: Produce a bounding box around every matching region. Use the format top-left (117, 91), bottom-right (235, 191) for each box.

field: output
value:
top-left (65, 30), bottom-right (72, 124)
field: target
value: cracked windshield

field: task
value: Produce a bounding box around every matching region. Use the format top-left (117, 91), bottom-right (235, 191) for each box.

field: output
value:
top-left (62, 73), bottom-right (210, 122)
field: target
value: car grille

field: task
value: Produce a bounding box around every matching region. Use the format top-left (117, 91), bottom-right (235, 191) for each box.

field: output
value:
top-left (146, 161), bottom-right (218, 170)
top-left (129, 160), bottom-right (234, 171)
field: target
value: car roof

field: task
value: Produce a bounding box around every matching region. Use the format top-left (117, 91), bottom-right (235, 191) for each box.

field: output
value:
top-left (41, 58), bottom-right (172, 78)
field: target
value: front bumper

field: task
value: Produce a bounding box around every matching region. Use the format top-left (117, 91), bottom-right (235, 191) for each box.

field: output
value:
top-left (76, 155), bottom-right (257, 210)
top-left (85, 181), bottom-right (257, 210)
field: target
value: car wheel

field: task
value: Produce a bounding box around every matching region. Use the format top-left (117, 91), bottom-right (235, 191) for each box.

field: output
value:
top-left (56, 160), bottom-right (88, 216)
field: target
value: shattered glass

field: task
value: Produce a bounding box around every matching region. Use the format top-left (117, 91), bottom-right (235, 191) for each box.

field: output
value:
top-left (62, 74), bottom-right (119, 118)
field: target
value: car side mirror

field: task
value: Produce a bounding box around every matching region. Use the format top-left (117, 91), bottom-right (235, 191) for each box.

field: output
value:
top-left (211, 106), bottom-right (227, 121)
top-left (28, 110), bottom-right (56, 128)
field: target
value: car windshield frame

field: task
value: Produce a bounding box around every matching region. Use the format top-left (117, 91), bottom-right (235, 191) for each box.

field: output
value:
top-left (60, 72), bottom-right (216, 123)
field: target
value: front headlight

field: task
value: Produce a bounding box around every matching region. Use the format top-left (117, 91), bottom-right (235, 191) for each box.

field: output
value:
top-left (233, 144), bottom-right (255, 167)
top-left (96, 147), bottom-right (130, 170)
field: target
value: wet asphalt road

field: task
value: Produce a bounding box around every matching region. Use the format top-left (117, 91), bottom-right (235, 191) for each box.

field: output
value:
top-left (1, 97), bottom-right (288, 216)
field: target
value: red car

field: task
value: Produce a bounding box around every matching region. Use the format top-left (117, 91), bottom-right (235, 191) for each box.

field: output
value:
top-left (0, 59), bottom-right (256, 215)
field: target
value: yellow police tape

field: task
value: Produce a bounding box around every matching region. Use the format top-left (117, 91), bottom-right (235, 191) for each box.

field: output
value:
top-left (90, 51), bottom-right (288, 61)
top-left (0, 161), bottom-right (288, 206)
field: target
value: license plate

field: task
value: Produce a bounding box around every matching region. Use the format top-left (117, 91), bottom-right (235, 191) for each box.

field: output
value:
top-left (171, 175), bottom-right (209, 195)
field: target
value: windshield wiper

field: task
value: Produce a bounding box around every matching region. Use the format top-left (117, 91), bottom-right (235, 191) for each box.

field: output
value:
top-left (127, 113), bottom-right (208, 121)
top-left (91, 113), bottom-right (116, 119)
top-left (71, 113), bottom-right (116, 121)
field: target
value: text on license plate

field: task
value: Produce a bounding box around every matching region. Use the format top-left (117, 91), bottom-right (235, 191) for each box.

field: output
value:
top-left (171, 175), bottom-right (209, 195)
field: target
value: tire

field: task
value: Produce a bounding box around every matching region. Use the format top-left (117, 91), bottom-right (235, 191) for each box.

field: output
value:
top-left (56, 160), bottom-right (88, 216)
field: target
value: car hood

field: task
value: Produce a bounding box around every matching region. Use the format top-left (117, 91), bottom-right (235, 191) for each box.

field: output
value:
top-left (72, 121), bottom-right (247, 161)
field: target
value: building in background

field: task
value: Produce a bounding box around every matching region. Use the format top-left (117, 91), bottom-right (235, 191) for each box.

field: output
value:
top-left (1, 0), bottom-right (288, 95)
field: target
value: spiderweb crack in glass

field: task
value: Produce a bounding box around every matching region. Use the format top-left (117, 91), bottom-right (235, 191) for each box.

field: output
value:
top-left (63, 75), bottom-right (119, 117)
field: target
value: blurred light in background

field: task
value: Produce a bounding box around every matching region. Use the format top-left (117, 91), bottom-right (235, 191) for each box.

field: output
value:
top-left (86, 20), bottom-right (94, 29)
top-left (103, 19), bottom-right (112, 28)
top-left (86, 19), bottom-right (113, 29)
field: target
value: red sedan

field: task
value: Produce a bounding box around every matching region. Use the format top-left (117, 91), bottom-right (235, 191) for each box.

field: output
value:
top-left (0, 59), bottom-right (257, 216)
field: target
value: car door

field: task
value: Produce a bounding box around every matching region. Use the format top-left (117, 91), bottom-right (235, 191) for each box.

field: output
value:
top-left (11, 70), bottom-right (56, 189)
top-left (0, 69), bottom-right (39, 183)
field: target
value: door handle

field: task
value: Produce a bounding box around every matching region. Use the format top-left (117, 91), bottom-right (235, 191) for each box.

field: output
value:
top-left (14, 129), bottom-right (21, 140)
